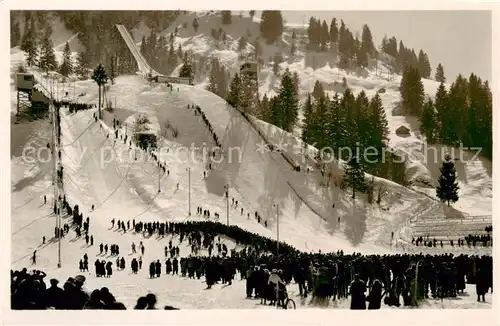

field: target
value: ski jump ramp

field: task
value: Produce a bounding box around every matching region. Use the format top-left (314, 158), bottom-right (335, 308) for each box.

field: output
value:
top-left (115, 24), bottom-right (162, 77)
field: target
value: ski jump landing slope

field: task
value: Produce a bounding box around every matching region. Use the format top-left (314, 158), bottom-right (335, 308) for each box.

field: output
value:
top-left (109, 25), bottom-right (383, 253)
top-left (107, 25), bottom-right (452, 253)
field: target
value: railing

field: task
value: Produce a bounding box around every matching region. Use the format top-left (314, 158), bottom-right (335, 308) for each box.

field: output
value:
top-left (415, 214), bottom-right (491, 221)
top-left (411, 216), bottom-right (491, 239)
top-left (115, 24), bottom-right (162, 77)
top-left (411, 220), bottom-right (492, 228)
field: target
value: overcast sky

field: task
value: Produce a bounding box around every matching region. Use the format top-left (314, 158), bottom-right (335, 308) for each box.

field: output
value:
top-left (279, 11), bottom-right (492, 82)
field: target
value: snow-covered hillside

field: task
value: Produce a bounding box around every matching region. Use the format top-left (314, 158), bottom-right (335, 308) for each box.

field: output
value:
top-left (9, 12), bottom-right (492, 310)
top-left (10, 52), bottom-right (491, 309)
top-left (127, 11), bottom-right (491, 219)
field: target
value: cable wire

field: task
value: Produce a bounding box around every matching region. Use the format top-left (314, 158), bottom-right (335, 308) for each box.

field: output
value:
top-left (127, 191), bottom-right (162, 220)
top-left (12, 183), bottom-right (54, 211)
top-left (92, 159), bottom-right (136, 211)
top-left (60, 121), bottom-right (97, 148)
top-left (12, 212), bottom-right (54, 236)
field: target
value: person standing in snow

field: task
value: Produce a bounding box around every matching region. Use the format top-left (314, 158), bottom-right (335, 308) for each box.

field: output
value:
top-left (140, 242), bottom-right (145, 255)
top-left (155, 260), bottom-right (162, 278)
top-left (106, 261), bottom-right (113, 277)
top-left (149, 262), bottom-right (156, 278)
top-left (349, 274), bottom-right (367, 310)
top-left (131, 258), bottom-right (138, 274)
top-left (95, 259), bottom-right (101, 277)
top-left (267, 269), bottom-right (286, 306)
top-left (367, 279), bottom-right (385, 309)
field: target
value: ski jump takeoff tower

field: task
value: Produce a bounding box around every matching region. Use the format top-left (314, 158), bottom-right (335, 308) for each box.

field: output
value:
top-left (15, 72), bottom-right (35, 115)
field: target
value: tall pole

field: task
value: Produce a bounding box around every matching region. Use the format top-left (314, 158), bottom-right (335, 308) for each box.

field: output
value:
top-left (276, 204), bottom-right (279, 256)
top-left (226, 184), bottom-right (229, 226)
top-left (51, 77), bottom-right (57, 239)
top-left (157, 143), bottom-right (161, 193)
top-left (50, 76), bottom-right (61, 269)
top-left (55, 80), bottom-right (61, 268)
top-left (157, 161), bottom-right (160, 193)
top-left (275, 203), bottom-right (280, 308)
top-left (188, 167), bottom-right (191, 216)
top-left (57, 195), bottom-right (61, 268)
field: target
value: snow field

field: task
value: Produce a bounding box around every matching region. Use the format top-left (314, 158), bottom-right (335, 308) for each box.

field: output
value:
top-left (9, 14), bottom-right (493, 310)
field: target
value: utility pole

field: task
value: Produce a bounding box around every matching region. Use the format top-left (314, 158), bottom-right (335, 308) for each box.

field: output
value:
top-left (49, 75), bottom-right (61, 269)
top-left (157, 142), bottom-right (161, 193)
top-left (157, 161), bottom-right (161, 193)
top-left (51, 76), bottom-right (57, 246)
top-left (274, 203), bottom-right (280, 308)
top-left (187, 167), bottom-right (191, 216)
top-left (55, 76), bottom-right (61, 269)
top-left (275, 203), bottom-right (279, 255)
top-left (57, 195), bottom-right (61, 268)
top-left (225, 184), bottom-right (229, 226)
